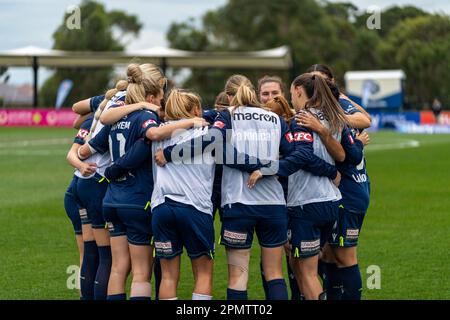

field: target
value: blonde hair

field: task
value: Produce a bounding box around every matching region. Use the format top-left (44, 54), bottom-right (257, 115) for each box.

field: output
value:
top-left (165, 89), bottom-right (202, 121)
top-left (264, 96), bottom-right (295, 122)
top-left (88, 63), bottom-right (166, 138)
top-left (224, 74), bottom-right (261, 113)
top-left (125, 63), bottom-right (163, 105)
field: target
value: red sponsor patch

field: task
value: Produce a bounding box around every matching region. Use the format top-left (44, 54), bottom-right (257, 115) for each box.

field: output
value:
top-left (294, 132), bottom-right (313, 142)
top-left (116, 101), bottom-right (125, 106)
top-left (348, 134), bottom-right (355, 145)
top-left (284, 132), bottom-right (294, 143)
top-left (142, 119), bottom-right (157, 128)
top-left (76, 129), bottom-right (89, 139)
top-left (213, 121), bottom-right (225, 129)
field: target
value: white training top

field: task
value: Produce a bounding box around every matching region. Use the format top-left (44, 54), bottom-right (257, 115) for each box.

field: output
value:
top-left (287, 108), bottom-right (342, 207)
top-left (74, 91), bottom-right (126, 179)
top-left (151, 121), bottom-right (215, 215)
top-left (221, 106), bottom-right (286, 207)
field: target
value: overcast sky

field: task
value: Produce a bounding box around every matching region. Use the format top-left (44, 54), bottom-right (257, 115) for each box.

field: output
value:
top-left (0, 0), bottom-right (448, 85)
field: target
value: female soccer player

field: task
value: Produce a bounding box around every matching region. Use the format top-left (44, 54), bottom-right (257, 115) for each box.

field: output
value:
top-left (67, 86), bottom-right (118, 300)
top-left (306, 64), bottom-right (371, 130)
top-left (64, 115), bottom-right (95, 296)
top-left (299, 70), bottom-right (372, 300)
top-left (77, 63), bottom-right (207, 300)
top-left (150, 89), bottom-right (219, 300)
top-left (258, 75), bottom-right (286, 104)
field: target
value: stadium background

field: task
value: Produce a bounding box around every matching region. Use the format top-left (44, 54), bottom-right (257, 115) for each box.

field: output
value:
top-left (0, 0), bottom-right (449, 299)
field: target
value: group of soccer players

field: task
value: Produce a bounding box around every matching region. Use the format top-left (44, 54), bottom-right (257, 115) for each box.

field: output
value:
top-left (63, 62), bottom-right (371, 300)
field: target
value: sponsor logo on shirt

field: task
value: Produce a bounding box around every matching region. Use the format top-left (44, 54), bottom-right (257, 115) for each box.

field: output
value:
top-left (285, 132), bottom-right (294, 143)
top-left (233, 112), bottom-right (278, 124)
top-left (294, 132), bottom-right (313, 142)
top-left (142, 119), bottom-right (157, 128)
top-left (213, 121), bottom-right (225, 129)
top-left (76, 128), bottom-right (89, 139)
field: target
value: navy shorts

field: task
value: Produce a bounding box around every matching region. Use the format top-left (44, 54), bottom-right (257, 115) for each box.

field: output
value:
top-left (64, 176), bottom-right (82, 235)
top-left (329, 205), bottom-right (366, 248)
top-left (103, 206), bottom-right (153, 246)
top-left (152, 199), bottom-right (215, 260)
top-left (220, 203), bottom-right (288, 249)
top-left (289, 201), bottom-right (338, 258)
top-left (75, 174), bottom-right (108, 229)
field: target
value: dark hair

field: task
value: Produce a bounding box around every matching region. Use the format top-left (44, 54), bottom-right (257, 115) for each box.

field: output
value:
top-left (292, 73), bottom-right (347, 134)
top-left (214, 91), bottom-right (229, 110)
top-left (257, 75), bottom-right (286, 95)
top-left (306, 64), bottom-right (335, 81)
top-left (326, 79), bottom-right (340, 100)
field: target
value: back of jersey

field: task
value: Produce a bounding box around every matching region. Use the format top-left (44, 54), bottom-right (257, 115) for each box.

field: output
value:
top-left (221, 106), bottom-right (285, 207)
top-left (151, 121), bottom-right (215, 215)
top-left (106, 108), bottom-right (157, 208)
top-left (287, 108), bottom-right (342, 206)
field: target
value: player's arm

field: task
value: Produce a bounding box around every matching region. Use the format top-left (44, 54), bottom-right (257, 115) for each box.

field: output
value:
top-left (73, 113), bottom-right (92, 130)
top-left (146, 117), bottom-right (209, 141)
top-left (105, 138), bottom-right (151, 181)
top-left (72, 95), bottom-right (105, 115)
top-left (340, 127), bottom-right (368, 165)
top-left (99, 102), bottom-right (161, 125)
top-left (67, 143), bottom-right (97, 177)
top-left (295, 112), bottom-right (345, 162)
top-left (77, 125), bottom-right (110, 160)
top-left (340, 93), bottom-right (371, 129)
top-left (156, 110), bottom-right (268, 173)
top-left (248, 120), bottom-right (339, 188)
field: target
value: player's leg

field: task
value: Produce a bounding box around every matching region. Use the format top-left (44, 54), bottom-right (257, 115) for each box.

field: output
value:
top-left (220, 209), bottom-right (254, 300)
top-left (258, 212), bottom-right (289, 300)
top-left (104, 207), bottom-right (130, 300)
top-left (88, 179), bottom-right (111, 300)
top-left (179, 204), bottom-right (215, 300)
top-left (121, 207), bottom-right (154, 300)
top-left (152, 202), bottom-right (182, 300)
top-left (332, 210), bottom-right (365, 300)
top-left (289, 205), bottom-right (323, 300)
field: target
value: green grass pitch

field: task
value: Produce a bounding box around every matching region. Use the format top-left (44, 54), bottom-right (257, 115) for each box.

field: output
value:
top-left (0, 127), bottom-right (449, 299)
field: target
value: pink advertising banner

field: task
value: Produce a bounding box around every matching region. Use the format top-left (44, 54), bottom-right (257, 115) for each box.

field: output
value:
top-left (0, 109), bottom-right (78, 127)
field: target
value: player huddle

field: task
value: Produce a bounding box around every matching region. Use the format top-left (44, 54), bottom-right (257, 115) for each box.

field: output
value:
top-left (63, 62), bottom-right (371, 301)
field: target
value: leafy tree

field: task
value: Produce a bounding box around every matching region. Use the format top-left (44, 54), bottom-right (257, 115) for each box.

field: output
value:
top-left (380, 15), bottom-right (450, 107)
top-left (40, 0), bottom-right (142, 107)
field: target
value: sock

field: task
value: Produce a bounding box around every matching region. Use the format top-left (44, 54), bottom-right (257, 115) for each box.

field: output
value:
top-left (192, 293), bottom-right (213, 300)
top-left (325, 263), bottom-right (342, 300)
top-left (107, 293), bottom-right (126, 300)
top-left (227, 288), bottom-right (248, 300)
top-left (286, 255), bottom-right (301, 300)
top-left (340, 264), bottom-right (362, 300)
top-left (267, 278), bottom-right (288, 300)
top-left (94, 245), bottom-right (112, 300)
top-left (259, 261), bottom-right (269, 299)
top-left (80, 241), bottom-right (99, 300)
top-left (154, 257), bottom-right (162, 300)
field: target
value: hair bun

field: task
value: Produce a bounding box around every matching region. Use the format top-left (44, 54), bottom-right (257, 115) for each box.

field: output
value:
top-left (126, 63), bottom-right (143, 84)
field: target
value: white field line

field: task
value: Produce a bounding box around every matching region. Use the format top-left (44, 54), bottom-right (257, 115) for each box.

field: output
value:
top-left (365, 139), bottom-right (420, 152)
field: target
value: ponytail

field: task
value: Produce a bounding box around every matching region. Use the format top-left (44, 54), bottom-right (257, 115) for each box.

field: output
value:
top-left (165, 88), bottom-right (202, 121)
top-left (292, 73), bottom-right (347, 134)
